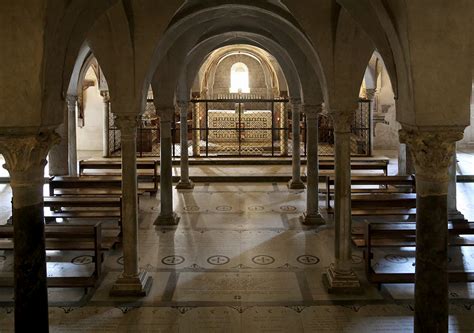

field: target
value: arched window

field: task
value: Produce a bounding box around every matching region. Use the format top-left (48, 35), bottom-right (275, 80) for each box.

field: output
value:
top-left (230, 62), bottom-right (250, 93)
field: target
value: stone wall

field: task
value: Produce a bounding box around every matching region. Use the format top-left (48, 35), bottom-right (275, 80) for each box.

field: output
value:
top-left (211, 54), bottom-right (270, 97)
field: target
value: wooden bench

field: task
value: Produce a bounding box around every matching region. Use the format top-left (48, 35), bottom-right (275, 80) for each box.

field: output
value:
top-left (0, 223), bottom-right (108, 288)
top-left (319, 160), bottom-right (389, 175)
top-left (79, 159), bottom-right (158, 179)
top-left (326, 193), bottom-right (417, 217)
top-left (43, 196), bottom-right (122, 233)
top-left (49, 175), bottom-right (155, 196)
top-left (364, 221), bottom-right (474, 284)
top-left (324, 175), bottom-right (416, 208)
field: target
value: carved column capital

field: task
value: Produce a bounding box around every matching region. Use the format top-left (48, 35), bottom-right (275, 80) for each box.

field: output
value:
top-left (176, 100), bottom-right (189, 110)
top-left (158, 107), bottom-right (175, 122)
top-left (66, 94), bottom-right (77, 110)
top-left (0, 131), bottom-right (60, 186)
top-left (399, 128), bottom-right (463, 195)
top-left (115, 114), bottom-right (140, 140)
top-left (304, 104), bottom-right (323, 120)
top-left (365, 89), bottom-right (376, 100)
top-left (290, 97), bottom-right (302, 107)
top-left (329, 110), bottom-right (354, 133)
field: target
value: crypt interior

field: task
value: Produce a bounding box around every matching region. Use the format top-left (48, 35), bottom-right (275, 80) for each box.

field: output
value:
top-left (0, 1), bottom-right (473, 332)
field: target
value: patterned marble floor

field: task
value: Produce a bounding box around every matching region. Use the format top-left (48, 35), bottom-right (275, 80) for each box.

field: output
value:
top-left (0, 150), bottom-right (474, 332)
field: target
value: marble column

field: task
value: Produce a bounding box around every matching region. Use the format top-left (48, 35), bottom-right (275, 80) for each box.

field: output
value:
top-left (48, 105), bottom-right (69, 176)
top-left (101, 91), bottom-right (110, 158)
top-left (280, 102), bottom-right (289, 156)
top-left (400, 128), bottom-right (463, 333)
top-left (301, 105), bottom-right (324, 225)
top-left (398, 143), bottom-right (416, 176)
top-left (323, 110), bottom-right (361, 293)
top-left (448, 146), bottom-right (465, 221)
top-left (110, 114), bottom-right (152, 296)
top-left (366, 89), bottom-right (376, 156)
top-left (192, 102), bottom-right (200, 157)
top-left (176, 101), bottom-right (194, 190)
top-left (67, 95), bottom-right (78, 176)
top-left (288, 98), bottom-right (305, 189)
top-left (155, 110), bottom-right (180, 225)
top-left (0, 131), bottom-right (60, 332)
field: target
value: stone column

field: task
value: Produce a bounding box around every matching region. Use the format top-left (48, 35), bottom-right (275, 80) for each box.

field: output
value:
top-left (400, 128), bottom-right (463, 333)
top-left (448, 146), bottom-right (465, 221)
top-left (301, 105), bottom-right (324, 225)
top-left (176, 101), bottom-right (194, 190)
top-left (280, 101), bottom-right (289, 156)
top-left (366, 89), bottom-right (376, 156)
top-left (288, 98), bottom-right (305, 189)
top-left (398, 143), bottom-right (416, 176)
top-left (67, 95), bottom-right (78, 176)
top-left (101, 91), bottom-right (110, 158)
top-left (0, 131), bottom-right (60, 332)
top-left (48, 105), bottom-right (69, 176)
top-left (155, 110), bottom-right (180, 225)
top-left (110, 114), bottom-right (152, 296)
top-left (192, 102), bottom-right (200, 157)
top-left (323, 110), bottom-right (361, 293)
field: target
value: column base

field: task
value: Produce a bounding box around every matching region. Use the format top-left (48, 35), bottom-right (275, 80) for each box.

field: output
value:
top-left (176, 180), bottom-right (195, 190)
top-left (154, 212), bottom-right (180, 226)
top-left (300, 212), bottom-right (325, 225)
top-left (110, 271), bottom-right (153, 297)
top-left (448, 209), bottom-right (467, 222)
top-left (322, 264), bottom-right (362, 294)
top-left (288, 179), bottom-right (306, 190)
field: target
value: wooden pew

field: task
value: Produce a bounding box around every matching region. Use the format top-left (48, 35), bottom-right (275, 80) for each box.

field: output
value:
top-left (0, 223), bottom-right (109, 288)
top-left (43, 196), bottom-right (122, 233)
top-left (326, 193), bottom-right (417, 217)
top-left (319, 160), bottom-right (389, 175)
top-left (79, 159), bottom-right (158, 179)
top-left (364, 221), bottom-right (474, 284)
top-left (324, 175), bottom-right (416, 208)
top-left (49, 175), bottom-right (154, 196)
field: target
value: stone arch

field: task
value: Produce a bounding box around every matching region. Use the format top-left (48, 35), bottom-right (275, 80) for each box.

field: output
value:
top-left (149, 4), bottom-right (326, 114)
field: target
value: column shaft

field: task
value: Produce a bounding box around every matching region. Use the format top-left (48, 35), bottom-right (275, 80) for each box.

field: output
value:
top-left (156, 111), bottom-right (179, 225)
top-left (288, 99), bottom-right (305, 189)
top-left (67, 95), bottom-right (78, 176)
top-left (110, 114), bottom-right (152, 296)
top-left (302, 106), bottom-right (324, 225)
top-left (101, 91), bottom-right (110, 158)
top-left (48, 105), bottom-right (68, 175)
top-left (448, 148), bottom-right (465, 221)
top-left (0, 131), bottom-right (60, 333)
top-left (323, 110), bottom-right (360, 293)
top-left (176, 102), bottom-right (194, 189)
top-left (192, 103), bottom-right (200, 156)
top-left (400, 128), bottom-right (463, 333)
top-left (280, 102), bottom-right (289, 156)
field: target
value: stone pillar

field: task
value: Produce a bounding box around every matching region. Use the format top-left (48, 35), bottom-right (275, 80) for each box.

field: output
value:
top-left (400, 128), bottom-right (463, 333)
top-left (448, 146), bottom-right (465, 221)
top-left (110, 114), bottom-right (152, 296)
top-left (48, 105), bottom-right (69, 176)
top-left (280, 101), bottom-right (289, 156)
top-left (192, 102), bottom-right (200, 157)
top-left (67, 95), bottom-right (78, 176)
top-left (323, 110), bottom-right (361, 293)
top-left (398, 143), bottom-right (416, 176)
top-left (366, 89), bottom-right (376, 156)
top-left (155, 110), bottom-right (180, 225)
top-left (301, 105), bottom-right (324, 225)
top-left (101, 91), bottom-right (110, 158)
top-left (176, 101), bottom-right (194, 190)
top-left (0, 131), bottom-right (60, 332)
top-left (288, 98), bottom-right (305, 189)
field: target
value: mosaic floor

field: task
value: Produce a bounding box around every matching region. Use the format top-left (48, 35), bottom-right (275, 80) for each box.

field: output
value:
top-left (0, 150), bottom-right (474, 332)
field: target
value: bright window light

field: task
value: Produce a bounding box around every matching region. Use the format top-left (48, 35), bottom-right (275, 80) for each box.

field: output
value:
top-left (230, 62), bottom-right (250, 93)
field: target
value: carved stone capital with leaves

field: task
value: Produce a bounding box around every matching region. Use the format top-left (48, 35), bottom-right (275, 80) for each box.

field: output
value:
top-left (329, 110), bottom-right (354, 133)
top-left (114, 114), bottom-right (140, 140)
top-left (399, 128), bottom-right (463, 195)
top-left (0, 131), bottom-right (60, 187)
top-left (304, 104), bottom-right (323, 120)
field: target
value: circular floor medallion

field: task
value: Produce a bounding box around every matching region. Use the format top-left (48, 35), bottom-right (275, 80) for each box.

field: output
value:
top-left (280, 205), bottom-right (296, 212)
top-left (384, 254), bottom-right (408, 264)
top-left (207, 255), bottom-right (230, 266)
top-left (248, 206), bottom-right (265, 212)
top-left (161, 255), bottom-right (185, 265)
top-left (72, 255), bottom-right (93, 265)
top-left (252, 255), bottom-right (275, 265)
top-left (351, 255), bottom-right (363, 264)
top-left (184, 206), bottom-right (200, 212)
top-left (297, 255), bottom-right (320, 265)
top-left (216, 205), bottom-right (232, 212)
